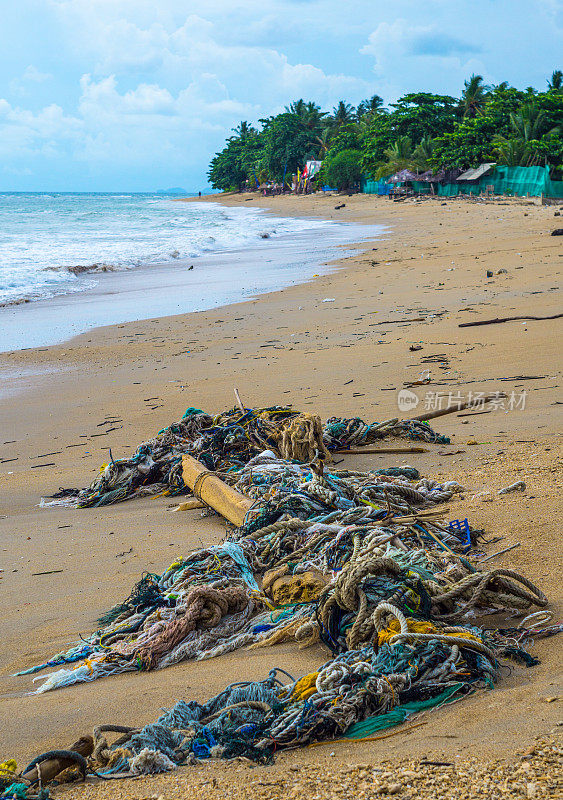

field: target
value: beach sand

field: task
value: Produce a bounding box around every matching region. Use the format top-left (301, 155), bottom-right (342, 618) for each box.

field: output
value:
top-left (0, 192), bottom-right (561, 794)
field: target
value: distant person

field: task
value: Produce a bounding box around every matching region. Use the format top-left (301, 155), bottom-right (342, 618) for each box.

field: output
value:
top-left (198, 191), bottom-right (201, 197)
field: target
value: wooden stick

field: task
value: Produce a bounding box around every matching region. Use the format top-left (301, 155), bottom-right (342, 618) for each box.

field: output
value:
top-left (411, 393), bottom-right (505, 421)
top-left (182, 454), bottom-right (254, 526)
top-left (478, 542), bottom-right (520, 563)
top-left (334, 446), bottom-right (428, 454)
top-left (388, 508), bottom-right (449, 524)
top-left (31, 569), bottom-right (64, 576)
top-left (234, 387), bottom-right (245, 413)
top-left (459, 313), bottom-right (563, 328)
top-left (373, 317), bottom-right (427, 325)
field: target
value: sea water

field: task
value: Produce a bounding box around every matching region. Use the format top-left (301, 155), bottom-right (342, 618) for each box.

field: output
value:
top-left (0, 192), bottom-right (337, 306)
top-left (0, 193), bottom-right (384, 350)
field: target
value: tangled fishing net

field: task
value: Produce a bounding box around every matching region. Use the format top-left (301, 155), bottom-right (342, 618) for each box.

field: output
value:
top-left (45, 405), bottom-right (450, 508)
top-left (18, 403), bottom-right (559, 781)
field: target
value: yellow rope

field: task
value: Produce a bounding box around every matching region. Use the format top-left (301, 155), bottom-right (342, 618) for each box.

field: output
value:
top-left (0, 760), bottom-right (17, 778)
top-left (291, 672), bottom-right (319, 701)
top-left (377, 618), bottom-right (482, 647)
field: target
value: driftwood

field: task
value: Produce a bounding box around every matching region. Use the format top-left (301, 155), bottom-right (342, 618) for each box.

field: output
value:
top-left (411, 393), bottom-right (505, 421)
top-left (334, 446), bottom-right (428, 454)
top-left (459, 313), bottom-right (563, 328)
top-left (374, 317), bottom-right (427, 325)
top-left (182, 454), bottom-right (254, 526)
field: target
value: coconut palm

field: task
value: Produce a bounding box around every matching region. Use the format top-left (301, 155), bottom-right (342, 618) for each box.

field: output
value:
top-left (375, 136), bottom-right (415, 178)
top-left (285, 99), bottom-right (308, 117)
top-left (460, 74), bottom-right (490, 117)
top-left (412, 136), bottom-right (434, 169)
top-left (286, 100), bottom-right (327, 136)
top-left (357, 95), bottom-right (385, 119)
top-left (231, 121), bottom-right (255, 140)
top-left (330, 100), bottom-right (356, 128)
top-left (313, 127), bottom-right (332, 158)
top-left (510, 103), bottom-right (560, 141)
top-left (548, 70), bottom-right (563, 91)
top-left (493, 137), bottom-right (529, 166)
top-left (303, 102), bottom-right (328, 132)
top-left (493, 102), bottom-right (561, 166)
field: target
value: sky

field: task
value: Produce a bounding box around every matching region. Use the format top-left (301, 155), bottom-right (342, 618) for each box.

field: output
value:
top-left (0, 0), bottom-right (561, 191)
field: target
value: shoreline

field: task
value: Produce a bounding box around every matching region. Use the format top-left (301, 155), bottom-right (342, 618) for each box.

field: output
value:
top-left (0, 192), bottom-right (561, 773)
top-left (0, 200), bottom-right (381, 352)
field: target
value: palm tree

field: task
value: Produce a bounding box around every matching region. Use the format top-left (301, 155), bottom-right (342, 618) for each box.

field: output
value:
top-left (412, 136), bottom-right (434, 169)
top-left (375, 136), bottom-right (415, 178)
top-left (303, 102), bottom-right (328, 132)
top-left (493, 103), bottom-right (561, 166)
top-left (231, 121), bottom-right (255, 140)
top-left (330, 100), bottom-right (356, 128)
top-left (510, 103), bottom-right (559, 141)
top-left (285, 99), bottom-right (307, 117)
top-left (313, 127), bottom-right (332, 158)
top-left (357, 95), bottom-right (385, 119)
top-left (286, 100), bottom-right (327, 138)
top-left (493, 137), bottom-right (529, 167)
top-left (548, 70), bottom-right (563, 91)
top-left (460, 74), bottom-right (490, 117)
top-left (305, 101), bottom-right (324, 118)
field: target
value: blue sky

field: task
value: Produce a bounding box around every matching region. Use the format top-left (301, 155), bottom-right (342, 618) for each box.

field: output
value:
top-left (0, 0), bottom-right (561, 191)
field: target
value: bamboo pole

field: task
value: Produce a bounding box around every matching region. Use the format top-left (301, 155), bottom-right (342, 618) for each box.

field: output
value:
top-left (181, 454), bottom-right (254, 527)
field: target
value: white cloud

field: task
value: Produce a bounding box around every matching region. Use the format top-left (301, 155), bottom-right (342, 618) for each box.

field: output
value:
top-left (0, 6), bottom-right (370, 181)
top-left (361, 19), bottom-right (487, 101)
top-left (9, 64), bottom-right (53, 96)
top-left (0, 99), bottom-right (82, 160)
top-left (79, 75), bottom-right (177, 116)
top-left (22, 65), bottom-right (53, 83)
top-left (1, 0), bottom-right (560, 188)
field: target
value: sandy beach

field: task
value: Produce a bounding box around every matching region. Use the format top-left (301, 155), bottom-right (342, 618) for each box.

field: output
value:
top-left (0, 192), bottom-right (562, 794)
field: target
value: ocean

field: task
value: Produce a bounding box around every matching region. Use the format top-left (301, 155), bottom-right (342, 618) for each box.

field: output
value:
top-left (0, 193), bottom-right (384, 351)
top-left (0, 192), bottom-right (337, 306)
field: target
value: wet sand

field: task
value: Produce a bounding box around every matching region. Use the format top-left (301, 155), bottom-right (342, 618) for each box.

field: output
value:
top-left (0, 219), bottom-right (378, 351)
top-left (0, 192), bottom-right (562, 787)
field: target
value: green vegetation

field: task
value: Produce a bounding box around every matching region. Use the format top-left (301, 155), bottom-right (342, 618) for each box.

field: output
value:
top-left (208, 73), bottom-right (563, 191)
top-left (325, 149), bottom-right (363, 191)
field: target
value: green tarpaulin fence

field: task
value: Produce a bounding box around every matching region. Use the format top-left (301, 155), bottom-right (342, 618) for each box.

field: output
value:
top-left (360, 178), bottom-right (392, 195)
top-left (363, 165), bottom-right (563, 199)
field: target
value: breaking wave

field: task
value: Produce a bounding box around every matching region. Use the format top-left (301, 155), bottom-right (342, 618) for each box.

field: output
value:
top-left (0, 193), bottom-right (332, 305)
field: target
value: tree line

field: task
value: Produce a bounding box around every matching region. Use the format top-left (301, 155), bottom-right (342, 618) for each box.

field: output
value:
top-left (207, 71), bottom-right (563, 191)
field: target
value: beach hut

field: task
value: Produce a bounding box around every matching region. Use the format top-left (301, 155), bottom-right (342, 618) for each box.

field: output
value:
top-left (385, 169), bottom-right (420, 197)
top-left (456, 163), bottom-right (496, 194)
top-left (388, 168), bottom-right (420, 183)
top-left (456, 163), bottom-right (497, 183)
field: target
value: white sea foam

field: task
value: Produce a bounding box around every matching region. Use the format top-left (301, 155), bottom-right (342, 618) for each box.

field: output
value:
top-left (0, 193), bottom-right (332, 305)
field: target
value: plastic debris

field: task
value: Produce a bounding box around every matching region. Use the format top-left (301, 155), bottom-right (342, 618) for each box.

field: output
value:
top-left (498, 480), bottom-right (526, 494)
